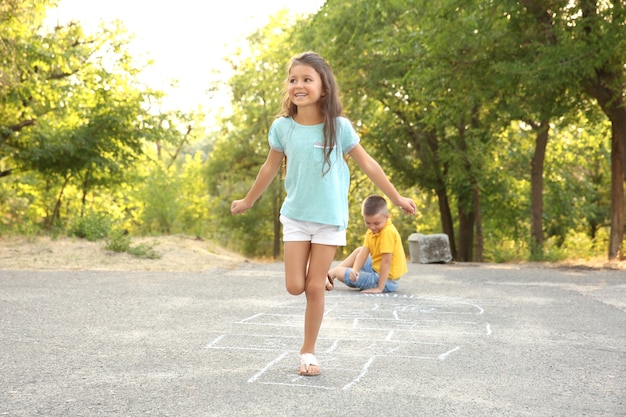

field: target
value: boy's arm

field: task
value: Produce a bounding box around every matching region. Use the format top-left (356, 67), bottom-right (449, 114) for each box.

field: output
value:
top-left (349, 246), bottom-right (370, 282)
top-left (362, 252), bottom-right (392, 294)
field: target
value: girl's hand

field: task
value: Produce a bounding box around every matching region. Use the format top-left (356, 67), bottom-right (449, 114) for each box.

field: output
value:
top-left (396, 197), bottom-right (417, 215)
top-left (231, 199), bottom-right (252, 215)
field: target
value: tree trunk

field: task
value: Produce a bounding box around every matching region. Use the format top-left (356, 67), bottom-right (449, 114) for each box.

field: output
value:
top-left (473, 185), bottom-right (483, 262)
top-left (583, 84), bottom-right (626, 259)
top-left (530, 120), bottom-right (550, 260)
top-left (80, 175), bottom-right (91, 219)
top-left (577, 0), bottom-right (626, 258)
top-left (455, 115), bottom-right (478, 263)
top-left (609, 128), bottom-right (625, 260)
top-left (435, 185), bottom-right (457, 260)
top-left (46, 175), bottom-right (71, 228)
top-left (457, 194), bottom-right (475, 262)
top-left (407, 124), bottom-right (457, 260)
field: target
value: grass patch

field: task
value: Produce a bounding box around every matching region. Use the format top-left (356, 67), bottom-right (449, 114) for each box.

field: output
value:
top-left (105, 229), bottom-right (161, 259)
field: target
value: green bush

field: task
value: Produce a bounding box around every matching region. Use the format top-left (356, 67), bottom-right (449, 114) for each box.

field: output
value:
top-left (105, 229), bottom-right (161, 259)
top-left (70, 211), bottom-right (113, 241)
top-left (104, 228), bottom-right (131, 252)
top-left (127, 242), bottom-right (161, 259)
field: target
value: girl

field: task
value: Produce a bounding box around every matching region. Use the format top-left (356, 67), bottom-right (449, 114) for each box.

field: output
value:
top-left (231, 51), bottom-right (416, 376)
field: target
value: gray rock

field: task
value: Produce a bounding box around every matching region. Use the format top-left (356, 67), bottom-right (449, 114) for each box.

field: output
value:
top-left (408, 233), bottom-right (453, 263)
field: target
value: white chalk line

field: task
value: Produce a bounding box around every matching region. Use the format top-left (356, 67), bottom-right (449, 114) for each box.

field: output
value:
top-left (247, 351), bottom-right (440, 391)
top-left (349, 319), bottom-right (490, 335)
top-left (358, 293), bottom-right (416, 298)
top-left (343, 356), bottom-right (376, 390)
top-left (206, 346), bottom-right (295, 352)
top-left (258, 381), bottom-right (335, 390)
top-left (323, 305), bottom-right (336, 317)
top-left (206, 336), bottom-right (447, 361)
top-left (204, 334), bottom-right (225, 349)
top-left (238, 313), bottom-right (302, 325)
top-left (206, 332), bottom-right (458, 348)
top-left (207, 345), bottom-right (444, 360)
top-left (211, 293), bottom-right (488, 390)
top-left (437, 346), bottom-right (461, 361)
top-left (353, 317), bottom-right (481, 324)
top-left (327, 339), bottom-right (340, 353)
top-left (386, 346), bottom-right (400, 354)
top-left (247, 351), bottom-right (289, 383)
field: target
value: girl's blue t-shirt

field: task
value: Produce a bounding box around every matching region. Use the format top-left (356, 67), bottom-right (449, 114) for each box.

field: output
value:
top-left (268, 116), bottom-right (360, 230)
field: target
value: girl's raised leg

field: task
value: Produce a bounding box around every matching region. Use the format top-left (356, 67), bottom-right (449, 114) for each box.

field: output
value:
top-left (283, 241), bottom-right (310, 295)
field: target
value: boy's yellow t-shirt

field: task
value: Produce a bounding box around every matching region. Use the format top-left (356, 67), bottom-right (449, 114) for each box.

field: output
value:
top-left (363, 219), bottom-right (408, 279)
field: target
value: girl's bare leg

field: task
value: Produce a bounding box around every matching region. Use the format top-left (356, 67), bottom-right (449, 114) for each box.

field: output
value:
top-left (283, 241), bottom-right (310, 296)
top-left (301, 243), bottom-right (337, 356)
top-left (284, 241), bottom-right (337, 374)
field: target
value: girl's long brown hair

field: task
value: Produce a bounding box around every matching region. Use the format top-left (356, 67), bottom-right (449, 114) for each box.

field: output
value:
top-left (279, 52), bottom-right (343, 175)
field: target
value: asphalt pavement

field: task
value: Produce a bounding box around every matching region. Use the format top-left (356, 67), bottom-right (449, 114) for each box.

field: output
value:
top-left (1, 261), bottom-right (625, 417)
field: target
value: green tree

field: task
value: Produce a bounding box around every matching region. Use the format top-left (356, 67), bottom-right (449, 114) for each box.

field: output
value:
top-left (136, 112), bottom-right (213, 236)
top-left (515, 0), bottom-right (625, 259)
top-left (1, 1), bottom-right (205, 236)
top-left (303, 0), bottom-right (623, 262)
top-left (301, 0), bottom-right (514, 261)
top-left (205, 11), bottom-right (301, 258)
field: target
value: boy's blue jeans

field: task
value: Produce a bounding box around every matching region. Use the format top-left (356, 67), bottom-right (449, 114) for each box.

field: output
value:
top-left (342, 255), bottom-right (400, 292)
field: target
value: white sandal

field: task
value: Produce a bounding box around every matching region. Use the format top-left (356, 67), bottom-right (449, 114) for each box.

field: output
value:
top-left (299, 353), bottom-right (321, 376)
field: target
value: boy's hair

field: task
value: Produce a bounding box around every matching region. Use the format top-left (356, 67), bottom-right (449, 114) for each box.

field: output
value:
top-left (362, 195), bottom-right (389, 216)
top-left (280, 51), bottom-right (343, 175)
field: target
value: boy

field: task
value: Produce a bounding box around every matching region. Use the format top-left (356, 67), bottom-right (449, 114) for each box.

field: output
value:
top-left (327, 195), bottom-right (408, 293)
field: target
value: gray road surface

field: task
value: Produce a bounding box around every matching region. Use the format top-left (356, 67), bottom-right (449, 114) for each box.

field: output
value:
top-left (1, 262), bottom-right (625, 417)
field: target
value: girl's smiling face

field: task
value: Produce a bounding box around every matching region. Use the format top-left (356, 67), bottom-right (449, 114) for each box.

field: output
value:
top-left (288, 64), bottom-right (324, 109)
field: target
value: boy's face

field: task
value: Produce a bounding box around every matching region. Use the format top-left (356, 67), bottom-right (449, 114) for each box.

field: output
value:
top-left (363, 213), bottom-right (388, 234)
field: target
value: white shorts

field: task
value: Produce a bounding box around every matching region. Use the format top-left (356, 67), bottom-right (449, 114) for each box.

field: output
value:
top-left (280, 215), bottom-right (346, 246)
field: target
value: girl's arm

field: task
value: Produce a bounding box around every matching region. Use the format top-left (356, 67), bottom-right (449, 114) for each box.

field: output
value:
top-left (231, 149), bottom-right (284, 215)
top-left (348, 144), bottom-right (417, 215)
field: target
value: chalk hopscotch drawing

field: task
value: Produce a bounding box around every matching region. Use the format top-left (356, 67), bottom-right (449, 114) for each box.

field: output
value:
top-left (205, 290), bottom-right (490, 391)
